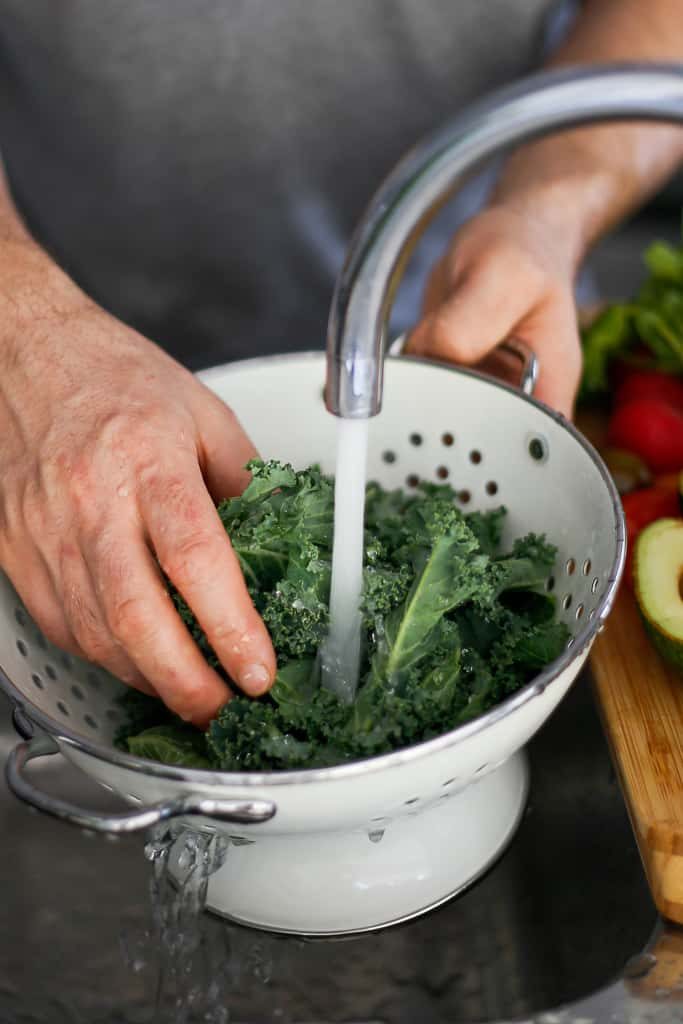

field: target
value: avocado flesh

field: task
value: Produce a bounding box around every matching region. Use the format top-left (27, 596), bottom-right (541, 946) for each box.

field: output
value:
top-left (634, 517), bottom-right (683, 672)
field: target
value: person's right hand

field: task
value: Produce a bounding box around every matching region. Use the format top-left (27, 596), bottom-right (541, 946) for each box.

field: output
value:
top-left (0, 242), bottom-right (276, 726)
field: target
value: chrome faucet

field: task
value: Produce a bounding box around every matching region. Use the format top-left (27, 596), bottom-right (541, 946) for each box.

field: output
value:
top-left (325, 64), bottom-right (683, 419)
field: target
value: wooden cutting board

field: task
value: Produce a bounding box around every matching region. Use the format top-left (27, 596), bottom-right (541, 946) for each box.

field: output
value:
top-left (578, 412), bottom-right (683, 925)
top-left (591, 589), bottom-right (683, 925)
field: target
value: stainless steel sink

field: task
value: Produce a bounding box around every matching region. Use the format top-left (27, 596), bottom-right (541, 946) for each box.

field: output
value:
top-left (0, 670), bottom-right (657, 1024)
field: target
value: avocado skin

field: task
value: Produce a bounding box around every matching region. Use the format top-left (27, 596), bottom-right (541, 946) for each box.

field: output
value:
top-left (641, 613), bottom-right (683, 673)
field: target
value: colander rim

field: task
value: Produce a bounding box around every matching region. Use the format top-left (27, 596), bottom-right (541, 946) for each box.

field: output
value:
top-left (2, 350), bottom-right (625, 788)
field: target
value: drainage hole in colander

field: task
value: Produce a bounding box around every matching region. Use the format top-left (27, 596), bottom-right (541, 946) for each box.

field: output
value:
top-left (442, 777), bottom-right (457, 787)
top-left (404, 797), bottom-right (419, 805)
top-left (370, 816), bottom-right (387, 823)
top-left (84, 714), bottom-right (98, 731)
top-left (469, 449), bottom-right (482, 465)
top-left (475, 763), bottom-right (489, 774)
top-left (60, 652), bottom-right (73, 670)
top-left (16, 639), bottom-right (28, 657)
top-left (71, 685), bottom-right (84, 702)
top-left (458, 489), bottom-right (471, 505)
top-left (35, 632), bottom-right (48, 651)
top-left (105, 708), bottom-right (120, 722)
top-left (127, 793), bottom-right (143, 805)
top-left (485, 481), bottom-right (498, 496)
top-left (45, 664), bottom-right (57, 680)
top-left (406, 474), bottom-right (420, 488)
top-left (382, 450), bottom-right (397, 464)
top-left (546, 576), bottom-right (555, 592)
top-left (588, 609), bottom-right (596, 621)
top-left (31, 674), bottom-right (43, 690)
top-left (575, 603), bottom-right (584, 620)
top-left (591, 577), bottom-right (599, 594)
top-left (441, 432), bottom-right (455, 447)
top-left (583, 559), bottom-right (592, 575)
top-left (436, 465), bottom-right (449, 480)
top-left (567, 638), bottom-right (575, 649)
top-left (566, 558), bottom-right (576, 575)
top-left (528, 436), bottom-right (548, 462)
top-left (409, 432), bottom-right (423, 447)
top-left (14, 607), bottom-right (26, 628)
top-left (86, 671), bottom-right (101, 690)
top-left (562, 594), bottom-right (572, 611)
top-left (57, 701), bottom-right (69, 717)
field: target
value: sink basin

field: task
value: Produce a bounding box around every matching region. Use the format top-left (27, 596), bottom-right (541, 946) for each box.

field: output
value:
top-left (0, 671), bottom-right (655, 1023)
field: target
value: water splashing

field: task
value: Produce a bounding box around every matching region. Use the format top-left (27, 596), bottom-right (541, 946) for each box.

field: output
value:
top-left (320, 417), bottom-right (369, 703)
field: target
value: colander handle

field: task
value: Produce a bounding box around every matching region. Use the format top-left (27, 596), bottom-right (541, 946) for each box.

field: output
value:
top-left (388, 335), bottom-right (538, 396)
top-left (5, 733), bottom-right (276, 834)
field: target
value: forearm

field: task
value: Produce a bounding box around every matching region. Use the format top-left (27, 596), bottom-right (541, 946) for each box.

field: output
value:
top-left (0, 161), bottom-right (89, 348)
top-left (492, 0), bottom-right (683, 273)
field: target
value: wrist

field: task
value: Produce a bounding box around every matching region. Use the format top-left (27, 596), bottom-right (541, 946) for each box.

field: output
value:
top-left (0, 238), bottom-right (91, 356)
top-left (491, 137), bottom-right (630, 275)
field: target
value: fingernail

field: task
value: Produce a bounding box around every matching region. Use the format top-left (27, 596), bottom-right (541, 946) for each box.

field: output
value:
top-left (238, 663), bottom-right (271, 695)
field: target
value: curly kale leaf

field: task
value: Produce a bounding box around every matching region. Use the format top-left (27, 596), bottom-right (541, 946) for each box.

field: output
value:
top-left (261, 539), bottom-right (331, 659)
top-left (125, 724), bottom-right (212, 769)
top-left (494, 532), bottom-right (557, 594)
top-left (117, 459), bottom-right (570, 772)
top-left (465, 506), bottom-right (507, 557)
top-left (115, 689), bottom-right (177, 746)
top-left (208, 699), bottom-right (314, 771)
top-left (365, 513), bottom-right (495, 704)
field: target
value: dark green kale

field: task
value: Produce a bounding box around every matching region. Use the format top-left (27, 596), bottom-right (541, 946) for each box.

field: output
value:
top-left (116, 460), bottom-right (570, 771)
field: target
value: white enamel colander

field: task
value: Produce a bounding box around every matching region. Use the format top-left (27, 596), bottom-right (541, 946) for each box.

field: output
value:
top-left (1, 348), bottom-right (623, 935)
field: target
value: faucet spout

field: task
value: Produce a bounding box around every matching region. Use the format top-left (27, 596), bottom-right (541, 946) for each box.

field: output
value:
top-left (325, 64), bottom-right (683, 419)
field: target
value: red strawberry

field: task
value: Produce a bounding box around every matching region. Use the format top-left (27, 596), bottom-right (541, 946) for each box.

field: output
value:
top-left (608, 398), bottom-right (683, 474)
top-left (620, 480), bottom-right (680, 588)
top-left (614, 370), bottom-right (683, 410)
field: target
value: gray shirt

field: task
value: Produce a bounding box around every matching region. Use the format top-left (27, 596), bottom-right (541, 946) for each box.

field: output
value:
top-left (0, 1), bottom-right (553, 368)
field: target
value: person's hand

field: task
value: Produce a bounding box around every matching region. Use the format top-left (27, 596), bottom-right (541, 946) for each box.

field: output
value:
top-left (0, 243), bottom-right (276, 726)
top-left (406, 205), bottom-right (582, 417)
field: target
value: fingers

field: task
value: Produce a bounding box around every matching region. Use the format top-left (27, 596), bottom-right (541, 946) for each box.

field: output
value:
top-left (139, 458), bottom-right (276, 702)
top-left (84, 523), bottom-right (234, 725)
top-left (407, 254), bottom-right (538, 367)
top-left (407, 247), bottom-right (581, 418)
top-left (195, 391), bottom-right (258, 501)
top-left (520, 295), bottom-right (582, 419)
top-left (3, 545), bottom-right (80, 655)
top-left (59, 541), bottom-right (155, 695)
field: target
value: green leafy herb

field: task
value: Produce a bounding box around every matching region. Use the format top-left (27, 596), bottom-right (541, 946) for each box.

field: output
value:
top-left (116, 461), bottom-right (569, 771)
top-left (580, 224), bottom-right (683, 397)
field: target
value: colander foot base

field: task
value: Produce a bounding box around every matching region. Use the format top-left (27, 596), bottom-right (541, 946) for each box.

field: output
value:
top-left (202, 751), bottom-right (529, 936)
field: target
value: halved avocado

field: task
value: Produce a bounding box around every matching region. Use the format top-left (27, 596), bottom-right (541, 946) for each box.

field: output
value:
top-left (633, 518), bottom-right (683, 672)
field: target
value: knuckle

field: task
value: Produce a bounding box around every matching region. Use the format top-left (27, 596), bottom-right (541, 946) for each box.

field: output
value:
top-left (66, 456), bottom-right (101, 517)
top-left (162, 532), bottom-right (221, 582)
top-left (107, 592), bottom-right (152, 645)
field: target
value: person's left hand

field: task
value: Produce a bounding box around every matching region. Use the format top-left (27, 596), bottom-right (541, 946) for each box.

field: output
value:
top-left (406, 204), bottom-right (582, 418)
